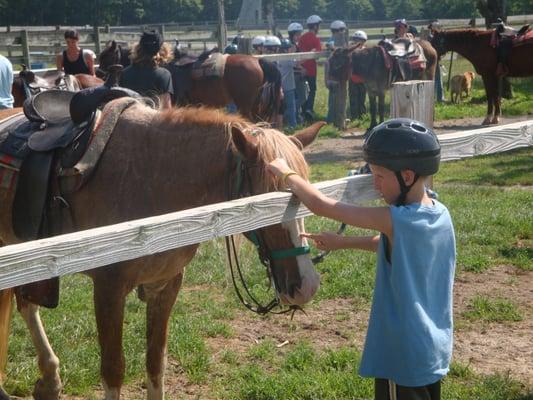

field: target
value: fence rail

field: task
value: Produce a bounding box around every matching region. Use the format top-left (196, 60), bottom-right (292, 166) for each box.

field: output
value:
top-left (0, 119), bottom-right (531, 290)
top-left (4, 14), bottom-right (533, 67)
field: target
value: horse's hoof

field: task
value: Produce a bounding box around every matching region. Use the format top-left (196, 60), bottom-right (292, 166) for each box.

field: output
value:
top-left (491, 118), bottom-right (500, 125)
top-left (32, 378), bottom-right (62, 400)
top-left (481, 117), bottom-right (492, 125)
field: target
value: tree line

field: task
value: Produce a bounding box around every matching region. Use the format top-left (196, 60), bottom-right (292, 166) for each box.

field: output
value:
top-left (0, 0), bottom-right (531, 26)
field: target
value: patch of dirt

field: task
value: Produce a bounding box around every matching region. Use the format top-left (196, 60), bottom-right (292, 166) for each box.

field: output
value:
top-left (453, 265), bottom-right (533, 385)
top-left (303, 115), bottom-right (532, 165)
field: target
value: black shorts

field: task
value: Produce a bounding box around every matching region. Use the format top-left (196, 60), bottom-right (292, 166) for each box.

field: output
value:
top-left (375, 378), bottom-right (441, 400)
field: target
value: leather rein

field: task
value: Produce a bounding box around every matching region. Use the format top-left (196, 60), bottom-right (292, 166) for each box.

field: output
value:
top-left (224, 149), bottom-right (310, 316)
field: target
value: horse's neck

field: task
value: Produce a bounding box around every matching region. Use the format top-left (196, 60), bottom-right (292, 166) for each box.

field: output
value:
top-left (444, 32), bottom-right (492, 68)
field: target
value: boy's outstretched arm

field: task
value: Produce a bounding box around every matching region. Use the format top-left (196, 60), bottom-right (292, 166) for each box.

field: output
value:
top-left (302, 232), bottom-right (380, 252)
top-left (267, 158), bottom-right (392, 238)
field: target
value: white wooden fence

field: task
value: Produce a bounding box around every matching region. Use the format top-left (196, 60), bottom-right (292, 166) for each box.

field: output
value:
top-left (0, 119), bottom-right (531, 291)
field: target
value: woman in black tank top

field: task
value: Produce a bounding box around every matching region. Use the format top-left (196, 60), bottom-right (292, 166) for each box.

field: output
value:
top-left (56, 29), bottom-right (95, 76)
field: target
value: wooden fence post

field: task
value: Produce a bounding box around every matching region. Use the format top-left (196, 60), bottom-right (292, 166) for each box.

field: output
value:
top-left (390, 80), bottom-right (434, 127)
top-left (217, 0), bottom-right (227, 50)
top-left (237, 36), bottom-right (252, 54)
top-left (21, 30), bottom-right (30, 67)
top-left (390, 80), bottom-right (435, 186)
top-left (93, 25), bottom-right (101, 56)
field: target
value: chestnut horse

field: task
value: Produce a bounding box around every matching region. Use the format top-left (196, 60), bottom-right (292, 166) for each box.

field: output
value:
top-left (0, 105), bottom-right (324, 399)
top-left (329, 40), bottom-right (437, 130)
top-left (431, 28), bottom-right (533, 125)
top-left (98, 40), bottom-right (282, 122)
top-left (12, 71), bottom-right (104, 107)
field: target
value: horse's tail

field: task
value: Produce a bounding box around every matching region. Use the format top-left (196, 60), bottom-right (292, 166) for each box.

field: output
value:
top-left (255, 58), bottom-right (282, 122)
top-left (0, 289), bottom-right (14, 381)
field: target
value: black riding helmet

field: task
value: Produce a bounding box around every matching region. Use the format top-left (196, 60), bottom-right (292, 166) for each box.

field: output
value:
top-left (363, 118), bottom-right (441, 205)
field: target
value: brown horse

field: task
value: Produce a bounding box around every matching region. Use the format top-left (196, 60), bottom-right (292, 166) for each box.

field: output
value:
top-left (431, 28), bottom-right (533, 125)
top-left (12, 70), bottom-right (103, 107)
top-left (0, 105), bottom-right (324, 399)
top-left (329, 40), bottom-right (437, 130)
top-left (98, 41), bottom-right (282, 122)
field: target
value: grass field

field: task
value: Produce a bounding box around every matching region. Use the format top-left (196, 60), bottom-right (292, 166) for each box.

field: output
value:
top-left (4, 146), bottom-right (532, 399)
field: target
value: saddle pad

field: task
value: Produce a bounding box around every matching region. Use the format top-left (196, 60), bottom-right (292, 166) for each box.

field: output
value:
top-left (60, 97), bottom-right (139, 193)
top-left (191, 53), bottom-right (228, 80)
top-left (0, 114), bottom-right (33, 160)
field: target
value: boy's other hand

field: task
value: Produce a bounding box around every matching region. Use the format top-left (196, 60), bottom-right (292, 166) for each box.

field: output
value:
top-left (267, 158), bottom-right (292, 178)
top-left (301, 232), bottom-right (341, 251)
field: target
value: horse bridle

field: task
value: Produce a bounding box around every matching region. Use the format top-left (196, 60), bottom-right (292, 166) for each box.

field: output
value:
top-left (224, 149), bottom-right (311, 315)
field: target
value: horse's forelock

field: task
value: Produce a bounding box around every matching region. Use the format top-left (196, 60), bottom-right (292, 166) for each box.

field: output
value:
top-left (253, 126), bottom-right (309, 189)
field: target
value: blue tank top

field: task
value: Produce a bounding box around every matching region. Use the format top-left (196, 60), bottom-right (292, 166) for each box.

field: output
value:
top-left (359, 200), bottom-right (456, 387)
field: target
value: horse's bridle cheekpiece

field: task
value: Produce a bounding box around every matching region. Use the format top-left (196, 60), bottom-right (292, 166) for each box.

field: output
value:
top-left (224, 146), bottom-right (310, 316)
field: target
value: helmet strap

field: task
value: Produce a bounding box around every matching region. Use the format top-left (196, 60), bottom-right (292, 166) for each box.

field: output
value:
top-left (395, 171), bottom-right (419, 206)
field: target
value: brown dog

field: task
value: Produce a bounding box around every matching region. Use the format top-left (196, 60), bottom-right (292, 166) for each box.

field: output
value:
top-left (450, 71), bottom-right (476, 103)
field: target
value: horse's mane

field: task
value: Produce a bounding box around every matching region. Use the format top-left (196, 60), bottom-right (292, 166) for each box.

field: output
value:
top-left (438, 28), bottom-right (492, 44)
top-left (140, 105), bottom-right (309, 190)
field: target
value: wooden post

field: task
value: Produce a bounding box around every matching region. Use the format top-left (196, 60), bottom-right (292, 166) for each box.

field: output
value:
top-left (390, 80), bottom-right (434, 127)
top-left (390, 80), bottom-right (435, 187)
top-left (93, 25), bottom-right (101, 56)
top-left (237, 37), bottom-right (253, 54)
top-left (217, 0), bottom-right (227, 50)
top-left (21, 30), bottom-right (30, 68)
top-left (0, 289), bottom-right (13, 383)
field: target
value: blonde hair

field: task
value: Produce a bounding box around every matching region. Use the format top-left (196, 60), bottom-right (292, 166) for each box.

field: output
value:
top-left (130, 42), bottom-right (173, 67)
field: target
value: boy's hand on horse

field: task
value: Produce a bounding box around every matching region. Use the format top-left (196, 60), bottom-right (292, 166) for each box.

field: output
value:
top-left (267, 157), bottom-right (293, 178)
top-left (301, 232), bottom-right (342, 251)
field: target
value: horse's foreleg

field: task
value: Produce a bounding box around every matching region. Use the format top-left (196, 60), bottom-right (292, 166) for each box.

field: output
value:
top-left (145, 273), bottom-right (184, 400)
top-left (93, 279), bottom-right (127, 400)
top-left (0, 289), bottom-right (13, 400)
top-left (17, 299), bottom-right (62, 400)
top-left (368, 94), bottom-right (377, 129)
top-left (378, 93), bottom-right (385, 124)
top-left (481, 75), bottom-right (495, 125)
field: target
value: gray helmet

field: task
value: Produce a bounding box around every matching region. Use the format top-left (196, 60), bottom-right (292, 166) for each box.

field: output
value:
top-left (363, 118), bottom-right (441, 176)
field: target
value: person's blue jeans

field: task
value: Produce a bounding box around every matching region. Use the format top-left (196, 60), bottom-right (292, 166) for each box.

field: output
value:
top-left (303, 75), bottom-right (317, 114)
top-left (327, 86), bottom-right (335, 123)
top-left (283, 89), bottom-right (297, 128)
top-left (435, 62), bottom-right (445, 102)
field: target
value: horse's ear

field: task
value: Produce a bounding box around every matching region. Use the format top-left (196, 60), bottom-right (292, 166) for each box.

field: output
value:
top-left (291, 121), bottom-right (326, 149)
top-left (111, 40), bottom-right (117, 50)
top-left (231, 126), bottom-right (258, 160)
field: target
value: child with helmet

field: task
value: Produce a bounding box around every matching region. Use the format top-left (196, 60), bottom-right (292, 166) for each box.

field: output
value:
top-left (298, 15), bottom-right (323, 121)
top-left (325, 20), bottom-right (348, 128)
top-left (278, 38), bottom-right (298, 128)
top-left (287, 22), bottom-right (308, 124)
top-left (348, 30), bottom-right (368, 120)
top-left (394, 19), bottom-right (414, 39)
top-left (267, 118), bottom-right (455, 400)
top-left (251, 35), bottom-right (266, 55)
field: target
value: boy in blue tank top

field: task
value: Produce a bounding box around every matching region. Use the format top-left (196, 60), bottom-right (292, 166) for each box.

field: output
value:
top-left (268, 118), bottom-right (456, 400)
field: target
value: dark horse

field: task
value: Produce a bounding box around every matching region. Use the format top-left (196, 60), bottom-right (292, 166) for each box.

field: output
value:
top-left (12, 67), bottom-right (104, 107)
top-left (329, 40), bottom-right (437, 129)
top-left (431, 28), bottom-right (533, 125)
top-left (98, 40), bottom-right (282, 122)
top-left (0, 105), bottom-right (325, 399)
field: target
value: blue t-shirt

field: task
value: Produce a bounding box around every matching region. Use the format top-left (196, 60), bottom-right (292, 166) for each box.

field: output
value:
top-left (359, 200), bottom-right (456, 387)
top-left (0, 55), bottom-right (14, 109)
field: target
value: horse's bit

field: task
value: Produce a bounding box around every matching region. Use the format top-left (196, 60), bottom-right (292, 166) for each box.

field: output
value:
top-left (224, 150), bottom-right (310, 316)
